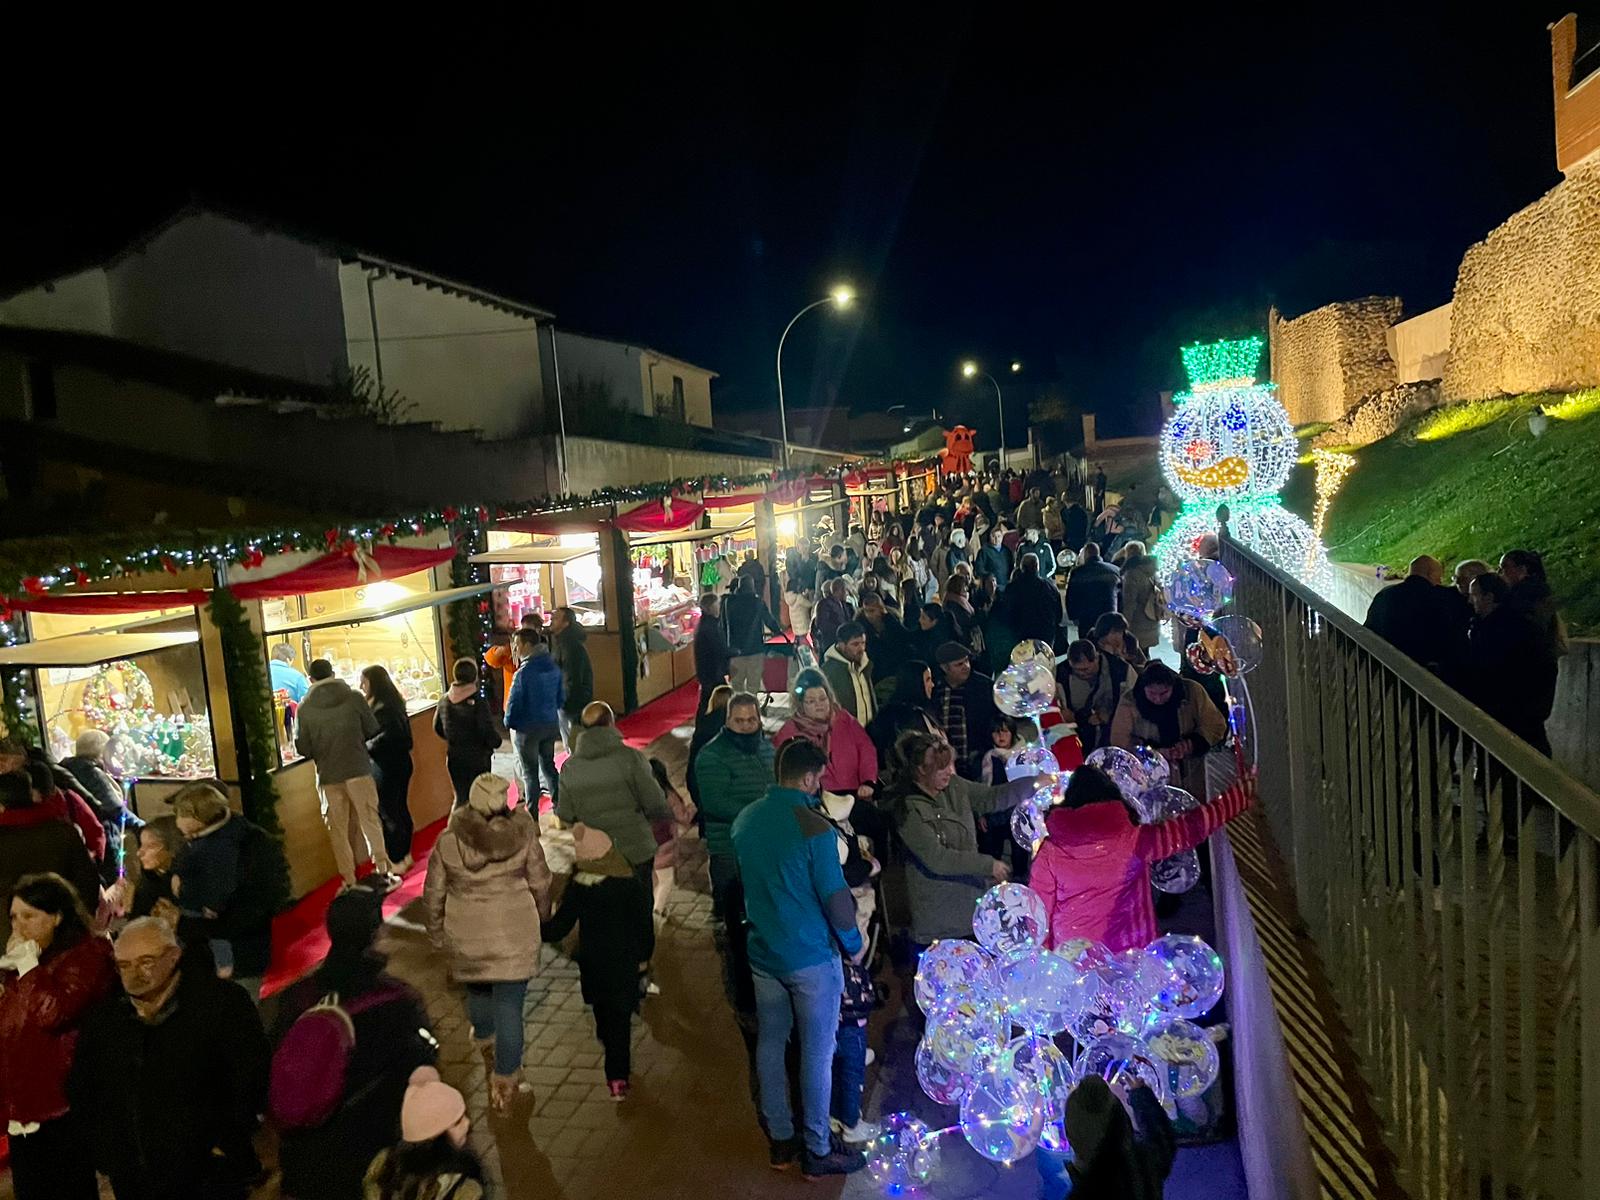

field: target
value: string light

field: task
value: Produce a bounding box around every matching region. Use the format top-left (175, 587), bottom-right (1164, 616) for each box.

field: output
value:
top-left (1308, 449), bottom-right (1357, 575)
top-left (1177, 337), bottom-right (1265, 397)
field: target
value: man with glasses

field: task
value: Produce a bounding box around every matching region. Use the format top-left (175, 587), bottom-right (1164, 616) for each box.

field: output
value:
top-left (70, 917), bottom-right (269, 1199)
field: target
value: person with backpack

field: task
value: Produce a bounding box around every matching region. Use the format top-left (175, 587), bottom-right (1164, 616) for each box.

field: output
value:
top-left (270, 886), bottom-right (437, 1200)
top-left (539, 824), bottom-right (656, 1101)
top-left (422, 773), bottom-right (551, 1113)
top-left (434, 658), bottom-right (502, 809)
top-left (364, 1067), bottom-right (485, 1200)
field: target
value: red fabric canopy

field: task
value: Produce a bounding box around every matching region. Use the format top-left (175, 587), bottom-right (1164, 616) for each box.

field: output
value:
top-left (700, 491), bottom-right (764, 510)
top-left (765, 476), bottom-right (826, 506)
top-left (0, 590), bottom-right (209, 617)
top-left (612, 499), bottom-right (706, 533)
top-left (230, 544), bottom-right (457, 601)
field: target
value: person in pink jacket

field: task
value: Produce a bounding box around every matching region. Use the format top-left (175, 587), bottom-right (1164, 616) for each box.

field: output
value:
top-left (774, 668), bottom-right (879, 799)
top-left (1029, 763), bottom-right (1254, 952)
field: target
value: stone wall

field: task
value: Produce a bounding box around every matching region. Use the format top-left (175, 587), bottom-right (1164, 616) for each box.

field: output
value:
top-left (1442, 159), bottom-right (1600, 402)
top-left (1311, 380), bottom-right (1442, 450)
top-left (1269, 297), bottom-right (1404, 427)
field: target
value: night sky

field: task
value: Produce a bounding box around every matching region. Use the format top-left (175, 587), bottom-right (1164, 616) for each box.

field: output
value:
top-left (1, 8), bottom-right (1568, 441)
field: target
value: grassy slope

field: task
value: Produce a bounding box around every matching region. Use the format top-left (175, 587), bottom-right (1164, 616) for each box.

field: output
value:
top-left (1281, 403), bottom-right (1600, 634)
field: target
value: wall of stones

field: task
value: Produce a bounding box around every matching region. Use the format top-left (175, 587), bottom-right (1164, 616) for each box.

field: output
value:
top-left (1268, 297), bottom-right (1403, 427)
top-left (1443, 159), bottom-right (1600, 401)
top-left (1311, 380), bottom-right (1443, 450)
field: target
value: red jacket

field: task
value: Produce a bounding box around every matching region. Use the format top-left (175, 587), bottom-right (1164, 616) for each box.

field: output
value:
top-left (0, 934), bottom-right (117, 1123)
top-left (1028, 776), bottom-right (1253, 952)
top-left (52, 789), bottom-right (108, 863)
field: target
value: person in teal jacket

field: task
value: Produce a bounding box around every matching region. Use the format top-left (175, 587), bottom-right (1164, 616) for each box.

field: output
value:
top-left (691, 692), bottom-right (773, 920)
top-left (730, 738), bottom-right (864, 1179)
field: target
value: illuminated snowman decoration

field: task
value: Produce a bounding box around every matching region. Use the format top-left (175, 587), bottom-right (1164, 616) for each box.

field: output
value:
top-left (1153, 337), bottom-right (1329, 588)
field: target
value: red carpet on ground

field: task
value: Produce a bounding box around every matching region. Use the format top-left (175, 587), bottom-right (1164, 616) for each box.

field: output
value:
top-left (260, 681), bottom-right (703, 996)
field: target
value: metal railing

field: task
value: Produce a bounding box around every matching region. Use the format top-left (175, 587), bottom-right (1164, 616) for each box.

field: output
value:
top-left (1221, 538), bottom-right (1600, 1200)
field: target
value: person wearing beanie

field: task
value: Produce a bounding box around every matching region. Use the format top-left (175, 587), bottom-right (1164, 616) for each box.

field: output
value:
top-left (1035, 1073), bottom-right (1174, 1200)
top-left (272, 885), bottom-right (437, 1200)
top-left (364, 1067), bottom-right (484, 1200)
top-left (422, 773), bottom-right (551, 1113)
top-left (540, 824), bottom-right (656, 1101)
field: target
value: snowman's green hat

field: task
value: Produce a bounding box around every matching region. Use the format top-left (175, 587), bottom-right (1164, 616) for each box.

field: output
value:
top-left (1181, 336), bottom-right (1264, 391)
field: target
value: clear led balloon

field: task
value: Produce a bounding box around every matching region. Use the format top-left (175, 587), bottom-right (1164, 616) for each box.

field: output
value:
top-left (1143, 934), bottom-right (1226, 1021)
top-left (915, 1036), bottom-right (972, 1107)
top-left (1084, 746), bottom-right (1166, 806)
top-left (1144, 1017), bottom-right (1220, 1099)
top-left (927, 997), bottom-right (1008, 1075)
top-left (1010, 638), bottom-right (1057, 671)
top-left (1164, 556), bottom-right (1234, 622)
top-left (1067, 953), bottom-right (1144, 1045)
top-left (1211, 614), bottom-right (1264, 676)
top-left (1148, 786), bottom-right (1202, 895)
top-left (960, 1065), bottom-right (1045, 1163)
top-left (1056, 936), bottom-right (1113, 975)
top-left (1010, 795), bottom-right (1048, 856)
top-left (914, 940), bottom-right (997, 1016)
top-left (1006, 744), bottom-right (1060, 781)
top-left (866, 1112), bottom-right (938, 1191)
top-left (997, 948), bottom-right (1083, 1036)
top-left (1001, 1033), bottom-right (1073, 1127)
top-left (972, 883), bottom-right (1049, 957)
top-left (1072, 1032), bottom-right (1173, 1111)
top-left (994, 660), bottom-right (1057, 718)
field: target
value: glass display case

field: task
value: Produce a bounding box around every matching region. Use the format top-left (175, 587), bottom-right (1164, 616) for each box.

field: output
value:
top-left (481, 542), bottom-right (607, 633)
top-left (22, 608), bottom-right (218, 782)
top-left (262, 570), bottom-right (446, 765)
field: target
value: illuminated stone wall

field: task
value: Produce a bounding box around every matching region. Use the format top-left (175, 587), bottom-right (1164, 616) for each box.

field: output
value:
top-left (1443, 159), bottom-right (1600, 402)
top-left (1268, 297), bottom-right (1403, 427)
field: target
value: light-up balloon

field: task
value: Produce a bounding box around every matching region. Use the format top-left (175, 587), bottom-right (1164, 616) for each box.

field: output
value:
top-left (972, 883), bottom-right (1048, 956)
top-left (1006, 744), bottom-right (1059, 780)
top-left (914, 940), bottom-right (996, 1016)
top-left (1072, 1033), bottom-right (1172, 1110)
top-left (1067, 952), bottom-right (1144, 1045)
top-left (1211, 614), bottom-right (1264, 676)
top-left (998, 948), bottom-right (1081, 1035)
top-left (1011, 796), bottom-right (1048, 856)
top-left (994, 660), bottom-right (1058, 718)
top-left (1144, 1017), bottom-right (1220, 1099)
top-left (915, 1036), bottom-right (972, 1107)
top-left (1165, 555), bottom-right (1233, 621)
top-left (927, 998), bottom-right (1007, 1075)
top-left (1142, 934), bottom-right (1226, 1021)
top-left (1001, 1033), bottom-right (1073, 1126)
top-left (960, 1066), bottom-right (1045, 1163)
top-left (1011, 638), bottom-right (1057, 671)
top-left (1084, 745), bottom-right (1167, 804)
top-left (1148, 786), bottom-right (1203, 895)
top-left (866, 1112), bottom-right (938, 1190)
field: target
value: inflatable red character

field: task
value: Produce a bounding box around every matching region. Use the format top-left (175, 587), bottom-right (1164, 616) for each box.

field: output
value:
top-left (941, 424), bottom-right (976, 477)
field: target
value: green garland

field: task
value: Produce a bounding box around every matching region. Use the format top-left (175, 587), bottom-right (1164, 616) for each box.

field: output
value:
top-left (445, 513), bottom-right (491, 666)
top-left (206, 587), bottom-right (284, 839)
top-left (0, 666), bottom-right (35, 746)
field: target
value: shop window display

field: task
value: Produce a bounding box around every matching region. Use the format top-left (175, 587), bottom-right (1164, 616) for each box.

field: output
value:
top-left (39, 653), bottom-right (216, 780)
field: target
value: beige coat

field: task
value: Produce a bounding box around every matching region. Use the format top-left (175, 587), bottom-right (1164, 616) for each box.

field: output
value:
top-left (1108, 678), bottom-right (1228, 796)
top-left (423, 805), bottom-right (552, 982)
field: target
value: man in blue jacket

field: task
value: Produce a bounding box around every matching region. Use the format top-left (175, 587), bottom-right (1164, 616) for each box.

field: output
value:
top-left (731, 738), bottom-right (865, 1179)
top-left (504, 629), bottom-right (565, 807)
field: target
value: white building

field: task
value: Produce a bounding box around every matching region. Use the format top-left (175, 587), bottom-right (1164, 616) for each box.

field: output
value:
top-left (549, 329), bottom-right (715, 428)
top-left (0, 206), bottom-right (554, 439)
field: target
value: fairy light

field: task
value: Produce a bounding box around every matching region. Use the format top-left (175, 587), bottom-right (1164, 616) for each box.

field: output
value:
top-left (1308, 449), bottom-right (1357, 575)
top-left (1176, 337), bottom-right (1265, 400)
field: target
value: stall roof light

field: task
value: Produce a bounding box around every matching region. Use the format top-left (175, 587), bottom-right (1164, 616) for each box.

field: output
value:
top-left (264, 581), bottom-right (504, 635)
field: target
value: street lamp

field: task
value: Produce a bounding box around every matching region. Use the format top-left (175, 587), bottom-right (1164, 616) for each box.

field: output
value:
top-left (961, 359), bottom-right (1018, 470)
top-left (776, 285), bottom-right (856, 469)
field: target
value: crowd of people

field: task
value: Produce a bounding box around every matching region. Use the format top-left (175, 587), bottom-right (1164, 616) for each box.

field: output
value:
top-left (1362, 549), bottom-right (1568, 755)
top-left (0, 461), bottom-right (1248, 1197)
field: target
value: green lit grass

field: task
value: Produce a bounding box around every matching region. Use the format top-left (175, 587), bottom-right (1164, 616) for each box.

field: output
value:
top-left (1282, 390), bottom-right (1600, 634)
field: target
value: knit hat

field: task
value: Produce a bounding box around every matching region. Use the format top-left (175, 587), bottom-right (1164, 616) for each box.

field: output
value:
top-left (936, 641), bottom-right (972, 666)
top-left (400, 1067), bottom-right (466, 1143)
top-left (570, 823), bottom-right (632, 877)
top-left (467, 773), bottom-right (510, 816)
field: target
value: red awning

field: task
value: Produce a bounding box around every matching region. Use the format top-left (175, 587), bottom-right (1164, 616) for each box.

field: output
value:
top-left (766, 476), bottom-right (826, 506)
top-left (612, 498), bottom-right (706, 533)
top-left (0, 590), bottom-right (209, 617)
top-left (230, 544), bottom-right (457, 601)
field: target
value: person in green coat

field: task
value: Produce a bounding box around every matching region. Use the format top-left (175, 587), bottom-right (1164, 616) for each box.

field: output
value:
top-left (692, 692), bottom-right (774, 920)
top-left (885, 729), bottom-right (1037, 947)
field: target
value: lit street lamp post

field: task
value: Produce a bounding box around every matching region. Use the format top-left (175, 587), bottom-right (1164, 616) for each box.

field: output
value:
top-left (962, 359), bottom-right (1021, 471)
top-left (776, 285), bottom-right (855, 469)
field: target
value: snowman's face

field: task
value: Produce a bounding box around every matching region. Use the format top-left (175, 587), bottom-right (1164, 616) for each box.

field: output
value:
top-left (1161, 388), bottom-right (1295, 503)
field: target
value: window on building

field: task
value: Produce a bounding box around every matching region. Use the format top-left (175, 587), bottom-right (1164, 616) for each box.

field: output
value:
top-left (668, 376), bottom-right (687, 424)
top-left (25, 361), bottom-right (57, 420)
top-left (1575, 15), bottom-right (1600, 91)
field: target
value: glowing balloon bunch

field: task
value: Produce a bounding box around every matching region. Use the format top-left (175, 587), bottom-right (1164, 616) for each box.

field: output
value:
top-left (879, 888), bottom-right (1229, 1182)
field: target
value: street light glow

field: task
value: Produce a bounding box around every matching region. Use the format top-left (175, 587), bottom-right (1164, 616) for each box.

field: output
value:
top-left (961, 361), bottom-right (978, 378)
top-left (1010, 361), bottom-right (1022, 373)
top-left (830, 284), bottom-right (856, 308)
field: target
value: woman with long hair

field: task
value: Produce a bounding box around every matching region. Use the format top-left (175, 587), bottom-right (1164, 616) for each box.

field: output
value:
top-left (0, 872), bottom-right (116, 1200)
top-left (364, 1067), bottom-right (485, 1200)
top-left (361, 665), bottom-right (417, 873)
top-left (422, 774), bottom-right (551, 1113)
top-left (1108, 661), bottom-right (1226, 795)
